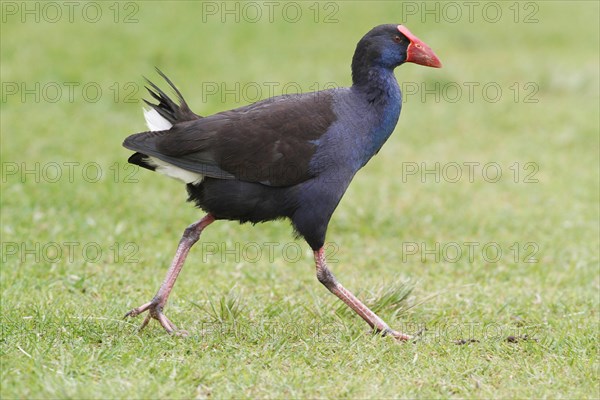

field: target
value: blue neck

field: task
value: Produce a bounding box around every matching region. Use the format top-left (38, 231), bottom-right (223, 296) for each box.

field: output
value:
top-left (353, 66), bottom-right (402, 165)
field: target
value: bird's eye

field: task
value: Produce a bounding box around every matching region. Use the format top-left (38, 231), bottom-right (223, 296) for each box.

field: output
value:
top-left (393, 35), bottom-right (402, 43)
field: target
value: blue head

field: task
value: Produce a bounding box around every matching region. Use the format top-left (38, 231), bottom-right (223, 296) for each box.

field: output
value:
top-left (351, 24), bottom-right (442, 86)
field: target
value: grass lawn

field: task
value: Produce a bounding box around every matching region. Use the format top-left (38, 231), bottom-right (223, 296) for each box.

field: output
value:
top-left (1, 1), bottom-right (598, 398)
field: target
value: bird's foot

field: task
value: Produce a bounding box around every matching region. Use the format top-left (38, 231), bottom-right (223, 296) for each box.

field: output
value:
top-left (383, 328), bottom-right (412, 342)
top-left (124, 300), bottom-right (189, 337)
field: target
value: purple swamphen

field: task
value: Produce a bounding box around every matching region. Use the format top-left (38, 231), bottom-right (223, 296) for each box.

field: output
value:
top-left (123, 24), bottom-right (441, 340)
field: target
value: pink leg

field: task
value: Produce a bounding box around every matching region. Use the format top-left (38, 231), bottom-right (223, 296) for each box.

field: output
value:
top-left (314, 248), bottom-right (411, 341)
top-left (124, 214), bottom-right (215, 334)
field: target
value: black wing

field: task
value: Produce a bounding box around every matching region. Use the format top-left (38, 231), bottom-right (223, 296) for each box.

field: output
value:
top-left (124, 82), bottom-right (337, 187)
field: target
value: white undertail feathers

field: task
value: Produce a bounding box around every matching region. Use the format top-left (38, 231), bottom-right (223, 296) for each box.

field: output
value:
top-left (142, 108), bottom-right (204, 184)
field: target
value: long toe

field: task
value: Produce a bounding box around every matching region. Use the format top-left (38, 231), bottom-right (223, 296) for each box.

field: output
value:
top-left (124, 301), bottom-right (153, 319)
top-left (387, 329), bottom-right (412, 341)
top-left (151, 308), bottom-right (178, 334)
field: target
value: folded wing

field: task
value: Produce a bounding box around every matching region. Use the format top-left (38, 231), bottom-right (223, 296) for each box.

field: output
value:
top-left (124, 89), bottom-right (337, 187)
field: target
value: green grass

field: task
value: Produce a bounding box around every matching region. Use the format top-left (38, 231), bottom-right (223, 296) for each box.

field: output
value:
top-left (1, 1), bottom-right (598, 398)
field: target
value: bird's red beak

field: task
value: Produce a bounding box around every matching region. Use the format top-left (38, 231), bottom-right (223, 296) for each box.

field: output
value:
top-left (397, 25), bottom-right (442, 68)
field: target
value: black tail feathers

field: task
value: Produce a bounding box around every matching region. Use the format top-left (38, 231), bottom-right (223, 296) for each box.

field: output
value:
top-left (143, 68), bottom-right (201, 125)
